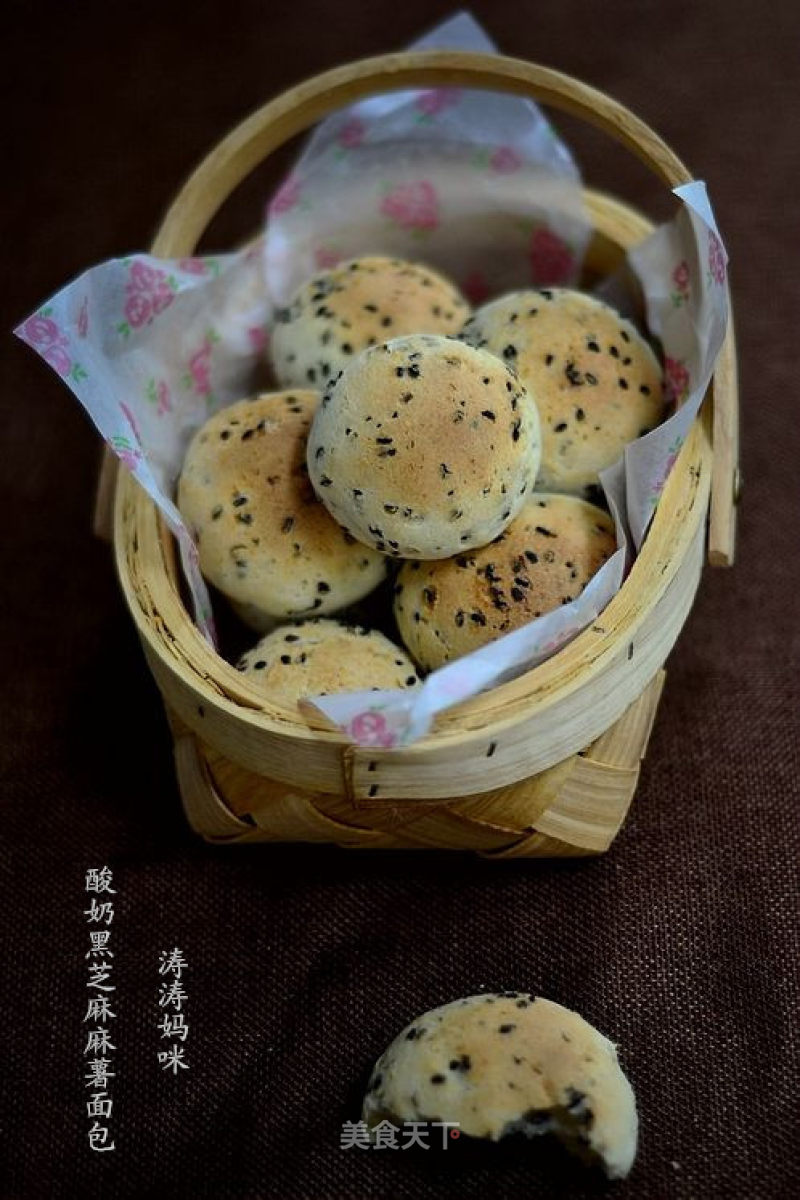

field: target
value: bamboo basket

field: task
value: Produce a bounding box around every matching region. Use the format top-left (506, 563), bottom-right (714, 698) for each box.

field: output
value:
top-left (103, 51), bottom-right (739, 857)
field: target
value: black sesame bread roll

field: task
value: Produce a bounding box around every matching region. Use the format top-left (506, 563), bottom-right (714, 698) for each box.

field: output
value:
top-left (363, 993), bottom-right (637, 1180)
top-left (460, 288), bottom-right (664, 496)
top-left (307, 334), bottom-right (542, 560)
top-left (270, 255), bottom-right (471, 389)
top-left (394, 493), bottom-right (615, 670)
top-left (177, 393), bottom-right (387, 632)
top-left (235, 619), bottom-right (421, 703)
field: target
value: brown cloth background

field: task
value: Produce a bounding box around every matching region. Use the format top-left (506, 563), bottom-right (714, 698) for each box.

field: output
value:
top-left (3, 1), bottom-right (799, 1196)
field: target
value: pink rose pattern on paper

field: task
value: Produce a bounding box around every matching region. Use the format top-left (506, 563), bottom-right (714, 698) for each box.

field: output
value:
top-left (112, 402), bottom-right (144, 472)
top-left (649, 436), bottom-right (685, 507)
top-left (664, 356), bottom-right (691, 406)
top-left (119, 259), bottom-right (175, 336)
top-left (671, 260), bottom-right (690, 307)
top-left (489, 145), bottom-right (522, 174)
top-left (415, 88), bottom-right (461, 119)
top-left (268, 175), bottom-right (301, 217)
top-left (20, 311), bottom-right (87, 381)
top-left (146, 378), bottom-right (172, 416)
top-left (337, 117), bottom-right (365, 149)
top-left (708, 230), bottom-right (726, 285)
top-left (77, 297), bottom-right (89, 338)
top-left (178, 257), bottom-right (208, 275)
top-left (247, 325), bottom-right (268, 354)
top-left (313, 245), bottom-right (342, 270)
top-left (183, 331), bottom-right (219, 402)
top-left (463, 270), bottom-right (491, 305)
top-left (380, 181), bottom-right (439, 232)
top-left (348, 711), bottom-right (396, 748)
top-left (529, 227), bottom-right (575, 286)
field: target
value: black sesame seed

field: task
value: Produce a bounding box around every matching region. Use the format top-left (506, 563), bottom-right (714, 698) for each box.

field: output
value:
top-left (511, 587), bottom-right (525, 602)
top-left (554, 421), bottom-right (568, 432)
top-left (481, 410), bottom-right (496, 421)
top-left (503, 344), bottom-right (517, 359)
top-left (640, 384), bottom-right (651, 395)
top-left (281, 516), bottom-right (294, 533)
top-left (211, 505), bottom-right (223, 520)
top-left (430, 1074), bottom-right (446, 1085)
top-left (319, 476), bottom-right (332, 486)
top-left (499, 1024), bottom-right (516, 1034)
top-left (232, 495), bottom-right (248, 507)
top-left (535, 526), bottom-right (557, 537)
top-left (405, 675), bottom-right (416, 687)
top-left (317, 581), bottom-right (330, 593)
top-left (280, 654), bottom-right (291, 665)
top-left (619, 378), bottom-right (629, 389)
top-left (470, 611), bottom-right (487, 626)
top-left (253, 660), bottom-right (266, 670)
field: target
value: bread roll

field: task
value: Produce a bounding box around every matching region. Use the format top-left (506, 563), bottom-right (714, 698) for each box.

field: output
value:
top-left (307, 334), bottom-right (541, 560)
top-left (363, 992), bottom-right (637, 1180)
top-left (394, 493), bottom-right (616, 669)
top-left (235, 618), bottom-right (421, 702)
top-left (461, 288), bottom-right (664, 495)
top-left (271, 255), bottom-right (470, 389)
top-left (177, 392), bottom-right (387, 631)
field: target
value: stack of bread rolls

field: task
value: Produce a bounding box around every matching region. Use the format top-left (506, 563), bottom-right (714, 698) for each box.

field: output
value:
top-left (177, 254), bottom-right (664, 704)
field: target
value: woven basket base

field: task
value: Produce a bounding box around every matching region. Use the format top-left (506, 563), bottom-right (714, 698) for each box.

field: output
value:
top-left (172, 671), bottom-right (664, 858)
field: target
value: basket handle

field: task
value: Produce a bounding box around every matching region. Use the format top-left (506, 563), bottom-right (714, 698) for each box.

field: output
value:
top-left (94, 49), bottom-right (737, 564)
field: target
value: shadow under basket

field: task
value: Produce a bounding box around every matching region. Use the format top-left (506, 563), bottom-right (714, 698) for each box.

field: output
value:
top-left (103, 51), bottom-right (739, 857)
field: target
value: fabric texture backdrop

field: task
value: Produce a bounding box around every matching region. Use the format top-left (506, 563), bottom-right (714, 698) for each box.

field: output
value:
top-left (2, 1), bottom-right (799, 1197)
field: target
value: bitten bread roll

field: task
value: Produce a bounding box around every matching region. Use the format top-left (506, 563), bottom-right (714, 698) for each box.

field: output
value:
top-left (270, 255), bottom-right (470, 389)
top-left (363, 992), bottom-right (638, 1181)
top-left (235, 619), bottom-right (421, 703)
top-left (461, 288), bottom-right (664, 496)
top-left (394, 493), bottom-right (616, 670)
top-left (307, 334), bottom-right (542, 560)
top-left (177, 393), bottom-right (387, 631)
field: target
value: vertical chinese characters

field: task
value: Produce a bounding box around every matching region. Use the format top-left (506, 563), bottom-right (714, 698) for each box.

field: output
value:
top-left (84, 867), bottom-right (117, 1153)
top-left (157, 948), bottom-right (189, 1074)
